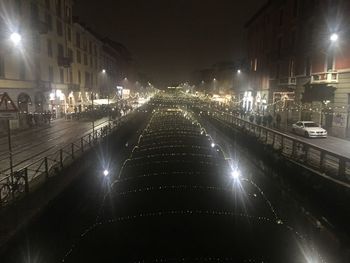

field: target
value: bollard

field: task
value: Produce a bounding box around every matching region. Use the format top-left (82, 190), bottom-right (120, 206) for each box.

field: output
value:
top-left (81, 137), bottom-right (84, 153)
top-left (60, 149), bottom-right (63, 168)
top-left (71, 143), bottom-right (74, 159)
top-left (24, 167), bottom-right (29, 194)
top-left (44, 157), bottom-right (49, 179)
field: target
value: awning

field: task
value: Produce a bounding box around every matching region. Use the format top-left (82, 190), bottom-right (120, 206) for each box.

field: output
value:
top-left (86, 99), bottom-right (118, 105)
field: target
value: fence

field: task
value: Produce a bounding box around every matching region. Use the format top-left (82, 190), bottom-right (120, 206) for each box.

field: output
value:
top-left (0, 113), bottom-right (133, 207)
top-left (206, 109), bottom-right (350, 185)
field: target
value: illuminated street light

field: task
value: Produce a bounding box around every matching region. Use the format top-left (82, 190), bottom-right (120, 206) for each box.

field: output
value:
top-left (10, 32), bottom-right (22, 46)
top-left (237, 69), bottom-right (241, 74)
top-left (103, 169), bottom-right (109, 176)
top-left (231, 169), bottom-right (241, 180)
top-left (211, 142), bottom-right (215, 148)
top-left (330, 33), bottom-right (338, 42)
top-left (102, 69), bottom-right (106, 73)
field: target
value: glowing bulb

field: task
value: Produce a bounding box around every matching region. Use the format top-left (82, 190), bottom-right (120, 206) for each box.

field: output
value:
top-left (10, 32), bottom-right (22, 46)
top-left (211, 143), bottom-right (215, 148)
top-left (237, 69), bottom-right (241, 74)
top-left (103, 169), bottom-right (109, 176)
top-left (231, 169), bottom-right (240, 180)
top-left (330, 33), bottom-right (338, 42)
top-left (102, 69), bottom-right (106, 73)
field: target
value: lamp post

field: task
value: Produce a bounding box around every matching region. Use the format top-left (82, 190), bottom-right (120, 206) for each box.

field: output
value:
top-left (6, 32), bottom-right (22, 178)
top-left (91, 92), bottom-right (95, 139)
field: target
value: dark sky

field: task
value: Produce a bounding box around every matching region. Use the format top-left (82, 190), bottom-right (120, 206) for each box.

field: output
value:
top-left (74, 0), bottom-right (265, 86)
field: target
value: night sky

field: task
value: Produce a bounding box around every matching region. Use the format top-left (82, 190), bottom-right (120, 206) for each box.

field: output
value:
top-left (74, 0), bottom-right (265, 86)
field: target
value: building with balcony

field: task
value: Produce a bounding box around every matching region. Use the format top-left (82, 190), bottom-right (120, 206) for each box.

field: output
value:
top-left (245, 0), bottom-right (350, 138)
top-left (0, 0), bottom-right (133, 133)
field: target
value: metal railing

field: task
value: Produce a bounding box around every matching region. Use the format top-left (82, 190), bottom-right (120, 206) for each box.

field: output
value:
top-left (205, 109), bottom-right (350, 185)
top-left (0, 113), bottom-right (133, 207)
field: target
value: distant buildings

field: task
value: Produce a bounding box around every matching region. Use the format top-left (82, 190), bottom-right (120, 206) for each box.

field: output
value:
top-left (0, 0), bottom-right (132, 130)
top-left (245, 0), bottom-right (350, 138)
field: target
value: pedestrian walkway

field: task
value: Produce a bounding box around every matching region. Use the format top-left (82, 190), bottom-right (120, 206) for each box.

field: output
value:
top-left (0, 116), bottom-right (111, 174)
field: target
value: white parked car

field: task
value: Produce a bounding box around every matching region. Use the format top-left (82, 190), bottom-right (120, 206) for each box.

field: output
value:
top-left (292, 121), bottom-right (327, 138)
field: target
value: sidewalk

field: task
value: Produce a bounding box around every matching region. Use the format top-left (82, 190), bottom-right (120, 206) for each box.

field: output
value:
top-left (0, 116), bottom-right (111, 173)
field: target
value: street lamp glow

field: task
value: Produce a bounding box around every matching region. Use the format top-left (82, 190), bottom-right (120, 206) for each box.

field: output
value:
top-left (330, 33), bottom-right (338, 42)
top-left (103, 169), bottom-right (109, 176)
top-left (211, 142), bottom-right (215, 148)
top-left (237, 69), bottom-right (241, 74)
top-left (231, 169), bottom-right (241, 180)
top-left (10, 32), bottom-right (22, 46)
top-left (102, 69), bottom-right (106, 73)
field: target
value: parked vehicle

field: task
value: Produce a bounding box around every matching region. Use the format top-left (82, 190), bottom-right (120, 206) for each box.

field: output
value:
top-left (292, 121), bottom-right (327, 138)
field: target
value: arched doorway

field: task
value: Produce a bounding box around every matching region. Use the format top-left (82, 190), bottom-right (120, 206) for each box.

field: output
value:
top-left (18, 93), bottom-right (32, 128)
top-left (34, 92), bottom-right (45, 112)
top-left (18, 93), bottom-right (31, 113)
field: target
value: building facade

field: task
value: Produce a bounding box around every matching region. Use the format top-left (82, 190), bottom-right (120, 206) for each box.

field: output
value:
top-left (245, 0), bottom-right (350, 138)
top-left (0, 0), bottom-right (130, 132)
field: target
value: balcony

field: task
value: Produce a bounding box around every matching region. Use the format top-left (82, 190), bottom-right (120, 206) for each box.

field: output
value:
top-left (68, 84), bottom-right (80, 92)
top-left (311, 71), bottom-right (338, 84)
top-left (38, 80), bottom-right (51, 91)
top-left (278, 77), bottom-right (296, 86)
top-left (57, 56), bottom-right (72, 68)
top-left (31, 19), bottom-right (49, 34)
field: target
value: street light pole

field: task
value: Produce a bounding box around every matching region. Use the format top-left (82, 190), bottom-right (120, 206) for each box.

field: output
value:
top-left (92, 92), bottom-right (95, 139)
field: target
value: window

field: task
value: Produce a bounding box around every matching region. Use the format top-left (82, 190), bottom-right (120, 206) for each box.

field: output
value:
top-left (57, 43), bottom-right (64, 57)
top-left (67, 27), bottom-right (71, 42)
top-left (68, 48), bottom-right (73, 62)
top-left (30, 2), bottom-right (39, 23)
top-left (46, 13), bottom-right (53, 31)
top-left (94, 45), bottom-right (97, 56)
top-left (305, 57), bottom-right (311, 76)
top-left (65, 6), bottom-right (71, 23)
top-left (19, 61), bottom-right (25, 80)
top-left (49, 66), bottom-right (54, 82)
top-left (85, 71), bottom-right (91, 89)
top-left (76, 33), bottom-right (81, 48)
top-left (77, 50), bottom-right (81, 63)
top-left (33, 34), bottom-right (41, 52)
top-left (0, 55), bottom-right (4, 78)
top-left (47, 39), bottom-right (53, 57)
top-left (89, 42), bottom-right (92, 54)
top-left (56, 20), bottom-right (63, 36)
top-left (289, 59), bottom-right (295, 77)
top-left (56, 0), bottom-right (62, 17)
top-left (78, 70), bottom-right (81, 84)
top-left (15, 0), bottom-right (22, 14)
top-left (59, 68), bottom-right (64, 83)
top-left (326, 51), bottom-right (334, 71)
top-left (90, 56), bottom-right (93, 67)
top-left (69, 69), bottom-right (73, 83)
top-left (84, 53), bottom-right (88, 65)
top-left (254, 58), bottom-right (258, 71)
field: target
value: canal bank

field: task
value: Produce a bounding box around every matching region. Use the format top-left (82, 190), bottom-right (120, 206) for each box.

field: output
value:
top-left (197, 109), bottom-right (350, 262)
top-left (0, 109), bottom-right (151, 260)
